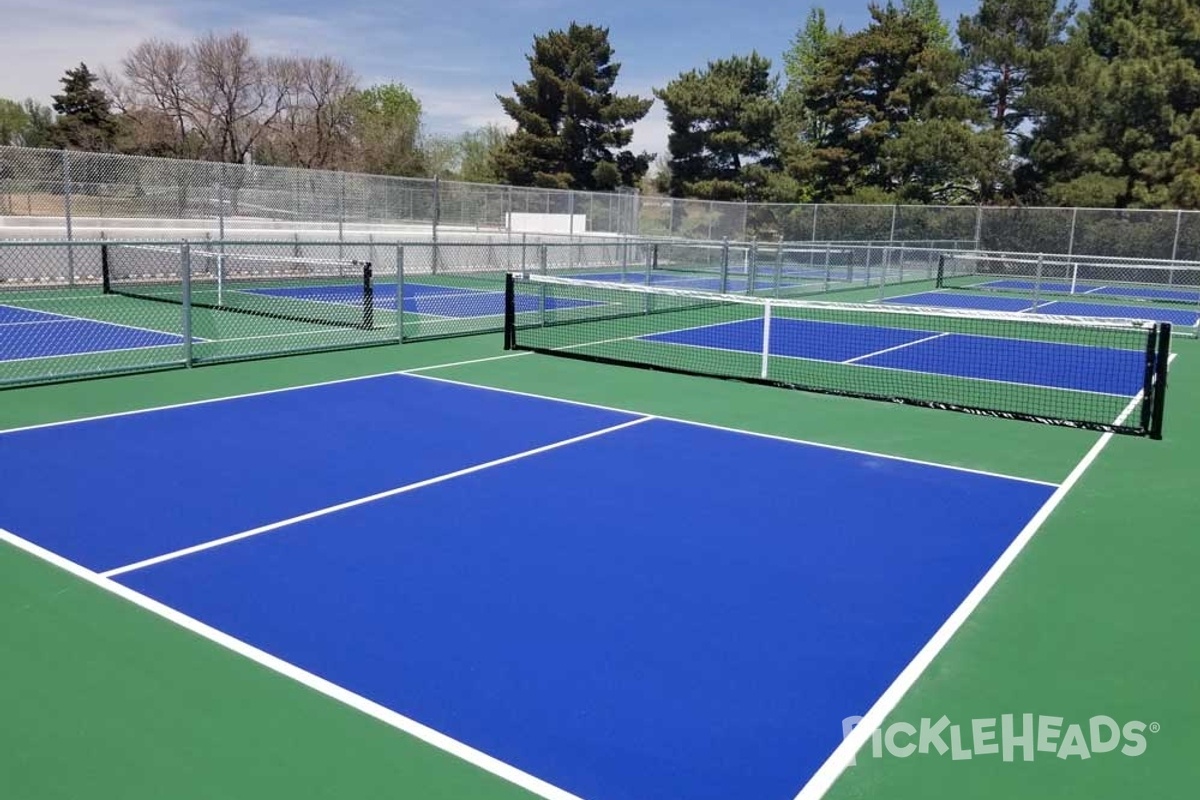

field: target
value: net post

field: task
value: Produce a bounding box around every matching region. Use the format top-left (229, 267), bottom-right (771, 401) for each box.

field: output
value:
top-left (773, 237), bottom-right (784, 297)
top-left (395, 244), bottom-right (405, 342)
top-left (100, 240), bottom-right (111, 294)
top-left (181, 241), bottom-right (193, 368)
top-left (646, 245), bottom-right (656, 313)
top-left (747, 240), bottom-right (759, 295)
top-left (878, 245), bottom-right (889, 302)
top-left (760, 302), bottom-right (773, 379)
top-left (720, 238), bottom-right (730, 294)
top-left (1032, 254), bottom-right (1044, 311)
top-left (362, 261), bottom-right (374, 331)
top-left (503, 273), bottom-right (516, 350)
top-left (620, 237), bottom-right (629, 282)
top-left (1149, 323), bottom-right (1171, 440)
top-left (824, 245), bottom-right (833, 294)
top-left (936, 254), bottom-right (946, 288)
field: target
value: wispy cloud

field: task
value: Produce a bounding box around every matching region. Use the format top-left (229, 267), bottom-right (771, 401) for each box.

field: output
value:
top-left (0, 0), bottom-right (189, 101)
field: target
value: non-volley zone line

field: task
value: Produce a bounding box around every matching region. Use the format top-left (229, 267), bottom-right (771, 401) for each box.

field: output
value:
top-left (638, 317), bottom-right (1145, 396)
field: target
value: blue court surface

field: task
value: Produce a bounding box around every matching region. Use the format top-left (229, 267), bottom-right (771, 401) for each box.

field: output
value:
top-left (0, 304), bottom-right (185, 361)
top-left (887, 290), bottom-right (1200, 327)
top-left (0, 374), bottom-right (1057, 800)
top-left (642, 318), bottom-right (1145, 396)
top-left (976, 278), bottom-right (1200, 304)
top-left (248, 283), bottom-right (597, 319)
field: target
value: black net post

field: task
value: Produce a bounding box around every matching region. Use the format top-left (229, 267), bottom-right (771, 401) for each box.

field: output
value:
top-left (1150, 323), bottom-right (1172, 440)
top-left (100, 242), bottom-right (111, 294)
top-left (503, 273), bottom-right (516, 350)
top-left (935, 254), bottom-right (945, 288)
top-left (362, 261), bottom-right (374, 330)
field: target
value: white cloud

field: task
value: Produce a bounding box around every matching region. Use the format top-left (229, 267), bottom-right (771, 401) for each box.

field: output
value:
top-left (0, 0), bottom-right (188, 102)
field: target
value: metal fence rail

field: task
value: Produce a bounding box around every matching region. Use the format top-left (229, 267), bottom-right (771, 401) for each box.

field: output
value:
top-left (6, 146), bottom-right (1200, 262)
top-left (9, 236), bottom-right (1193, 389)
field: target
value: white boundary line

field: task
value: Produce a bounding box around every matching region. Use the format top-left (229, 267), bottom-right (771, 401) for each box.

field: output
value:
top-left (790, 352), bottom-right (1177, 800)
top-left (0, 318), bottom-right (80, 327)
top-left (0, 527), bottom-right (586, 800)
top-left (841, 333), bottom-right (951, 365)
top-left (400, 372), bottom-right (1060, 488)
top-left (634, 319), bottom-right (1136, 399)
top-left (0, 341), bottom-right (187, 366)
top-left (101, 416), bottom-right (652, 578)
top-left (0, 301), bottom-right (192, 339)
top-left (0, 353), bottom-right (529, 437)
top-left (0, 345), bottom-right (1052, 486)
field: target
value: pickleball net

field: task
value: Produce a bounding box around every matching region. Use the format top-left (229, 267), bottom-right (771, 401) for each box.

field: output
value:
top-left (504, 273), bottom-right (1172, 438)
top-left (102, 243), bottom-right (376, 330)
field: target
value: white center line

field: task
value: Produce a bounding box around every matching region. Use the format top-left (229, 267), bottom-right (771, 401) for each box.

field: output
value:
top-left (841, 332), bottom-right (951, 365)
top-left (101, 416), bottom-right (653, 578)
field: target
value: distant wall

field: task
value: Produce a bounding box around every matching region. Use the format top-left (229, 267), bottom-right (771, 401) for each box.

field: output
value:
top-left (505, 213), bottom-right (587, 235)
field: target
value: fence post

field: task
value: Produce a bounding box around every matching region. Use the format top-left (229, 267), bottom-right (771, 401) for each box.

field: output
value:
top-left (396, 244), bottom-right (405, 342)
top-left (1171, 209), bottom-right (1183, 263)
top-left (181, 241), bottom-right (193, 367)
top-left (62, 151), bottom-right (75, 285)
top-left (338, 171), bottom-right (346, 260)
top-left (973, 205), bottom-right (984, 251)
top-left (811, 204), bottom-right (820, 243)
top-left (1067, 207), bottom-right (1078, 256)
top-left (432, 176), bottom-right (441, 274)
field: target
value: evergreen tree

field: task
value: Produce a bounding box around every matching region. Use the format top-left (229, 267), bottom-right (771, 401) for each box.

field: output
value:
top-left (902, 0), bottom-right (954, 49)
top-left (49, 63), bottom-right (119, 150)
top-left (494, 23), bottom-right (652, 190)
top-left (656, 52), bottom-right (781, 200)
top-left (1024, 0), bottom-right (1200, 207)
top-left (958, 0), bottom-right (1075, 136)
top-left (805, 3), bottom-right (1006, 202)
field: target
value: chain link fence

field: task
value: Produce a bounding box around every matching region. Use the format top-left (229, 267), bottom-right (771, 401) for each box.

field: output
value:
top-left (5, 145), bottom-right (1200, 262)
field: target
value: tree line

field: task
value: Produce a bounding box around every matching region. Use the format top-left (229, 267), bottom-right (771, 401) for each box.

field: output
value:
top-left (2, 0), bottom-right (1199, 209)
top-left (0, 32), bottom-right (507, 183)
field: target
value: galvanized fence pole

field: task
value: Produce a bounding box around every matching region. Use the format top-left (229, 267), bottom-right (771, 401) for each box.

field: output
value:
top-left (62, 151), bottom-right (75, 285)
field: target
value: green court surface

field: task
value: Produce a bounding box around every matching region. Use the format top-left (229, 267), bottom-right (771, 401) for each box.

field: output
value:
top-left (1, 327), bottom-right (1197, 798)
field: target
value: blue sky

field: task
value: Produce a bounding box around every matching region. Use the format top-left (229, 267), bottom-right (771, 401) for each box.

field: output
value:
top-left (2, 0), bottom-right (987, 155)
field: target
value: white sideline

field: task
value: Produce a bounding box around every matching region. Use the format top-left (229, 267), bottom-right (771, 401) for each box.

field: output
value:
top-left (0, 527), bottom-right (586, 800)
top-left (0, 352), bottom-right (530, 436)
top-left (790, 352), bottom-right (1176, 800)
top-left (101, 416), bottom-right (651, 578)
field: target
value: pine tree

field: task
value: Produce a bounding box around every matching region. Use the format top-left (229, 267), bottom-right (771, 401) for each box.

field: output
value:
top-left (805, 3), bottom-right (1006, 202)
top-left (49, 63), bottom-right (119, 151)
top-left (494, 24), bottom-right (652, 190)
top-left (958, 0), bottom-right (1075, 136)
top-left (1024, 0), bottom-right (1200, 207)
top-left (655, 53), bottom-right (781, 200)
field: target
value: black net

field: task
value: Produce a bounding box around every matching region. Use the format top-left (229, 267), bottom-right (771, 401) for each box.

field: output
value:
top-left (103, 243), bottom-right (374, 330)
top-left (505, 274), bottom-right (1171, 438)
